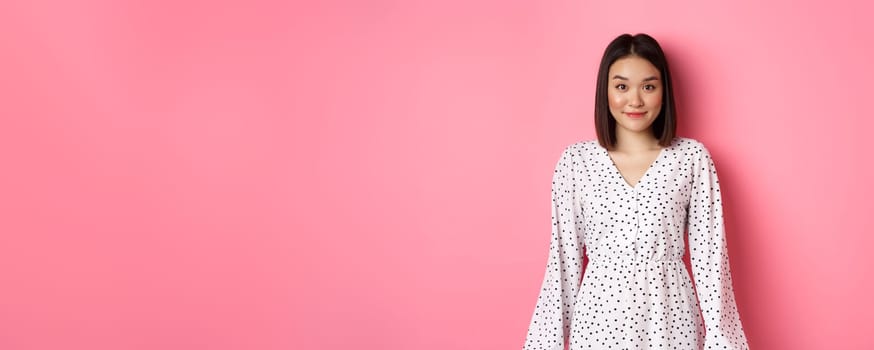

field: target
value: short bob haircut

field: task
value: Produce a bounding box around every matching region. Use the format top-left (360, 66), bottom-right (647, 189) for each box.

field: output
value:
top-left (595, 33), bottom-right (677, 150)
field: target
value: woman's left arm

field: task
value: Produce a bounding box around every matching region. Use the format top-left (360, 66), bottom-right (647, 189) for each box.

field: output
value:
top-left (688, 142), bottom-right (750, 349)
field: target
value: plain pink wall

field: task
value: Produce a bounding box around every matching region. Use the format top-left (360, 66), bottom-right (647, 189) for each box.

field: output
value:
top-left (1, 0), bottom-right (872, 349)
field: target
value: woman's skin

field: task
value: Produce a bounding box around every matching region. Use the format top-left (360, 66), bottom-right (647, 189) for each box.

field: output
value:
top-left (605, 55), bottom-right (665, 188)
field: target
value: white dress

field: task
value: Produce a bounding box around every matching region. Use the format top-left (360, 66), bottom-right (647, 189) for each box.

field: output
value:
top-left (523, 137), bottom-right (749, 350)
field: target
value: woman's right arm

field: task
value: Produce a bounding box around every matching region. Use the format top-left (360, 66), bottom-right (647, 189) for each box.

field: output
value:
top-left (522, 145), bottom-right (586, 350)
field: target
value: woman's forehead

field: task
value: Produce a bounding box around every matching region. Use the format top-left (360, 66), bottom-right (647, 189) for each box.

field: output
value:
top-left (608, 56), bottom-right (660, 78)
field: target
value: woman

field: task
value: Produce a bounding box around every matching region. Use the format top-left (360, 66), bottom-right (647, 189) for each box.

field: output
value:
top-left (522, 33), bottom-right (750, 350)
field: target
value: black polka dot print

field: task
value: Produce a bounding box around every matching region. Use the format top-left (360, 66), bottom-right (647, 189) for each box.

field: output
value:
top-left (523, 137), bottom-right (749, 350)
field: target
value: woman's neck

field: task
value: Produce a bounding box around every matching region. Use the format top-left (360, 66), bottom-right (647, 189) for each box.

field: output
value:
top-left (613, 127), bottom-right (660, 152)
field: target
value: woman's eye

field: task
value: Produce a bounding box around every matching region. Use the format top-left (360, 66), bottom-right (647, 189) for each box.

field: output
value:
top-left (615, 84), bottom-right (626, 90)
top-left (644, 84), bottom-right (656, 91)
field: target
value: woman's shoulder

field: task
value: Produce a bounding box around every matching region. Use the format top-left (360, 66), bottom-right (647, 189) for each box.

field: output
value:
top-left (561, 138), bottom-right (601, 155)
top-left (569, 138), bottom-right (600, 148)
top-left (672, 136), bottom-right (710, 153)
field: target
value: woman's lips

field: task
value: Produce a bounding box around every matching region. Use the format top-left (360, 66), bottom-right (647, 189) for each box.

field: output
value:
top-left (625, 112), bottom-right (646, 119)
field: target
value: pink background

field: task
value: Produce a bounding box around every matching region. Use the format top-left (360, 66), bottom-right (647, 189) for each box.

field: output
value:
top-left (1, 0), bottom-right (872, 349)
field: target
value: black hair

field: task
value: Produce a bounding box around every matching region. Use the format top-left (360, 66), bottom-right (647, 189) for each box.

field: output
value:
top-left (595, 33), bottom-right (677, 149)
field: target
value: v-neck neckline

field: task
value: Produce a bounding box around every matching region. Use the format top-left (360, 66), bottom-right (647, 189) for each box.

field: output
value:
top-left (600, 143), bottom-right (668, 190)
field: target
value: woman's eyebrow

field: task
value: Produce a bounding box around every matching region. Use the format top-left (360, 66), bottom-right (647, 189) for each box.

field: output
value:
top-left (611, 75), bottom-right (660, 81)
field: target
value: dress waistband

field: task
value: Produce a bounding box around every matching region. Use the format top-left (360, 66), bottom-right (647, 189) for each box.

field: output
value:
top-left (587, 256), bottom-right (683, 263)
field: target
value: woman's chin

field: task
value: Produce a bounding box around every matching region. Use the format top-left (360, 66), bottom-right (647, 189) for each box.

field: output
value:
top-left (616, 121), bottom-right (655, 133)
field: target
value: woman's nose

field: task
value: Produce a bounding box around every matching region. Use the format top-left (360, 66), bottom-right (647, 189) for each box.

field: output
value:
top-left (629, 92), bottom-right (643, 107)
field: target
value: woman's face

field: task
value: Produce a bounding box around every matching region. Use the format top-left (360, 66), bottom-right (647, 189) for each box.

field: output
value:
top-left (607, 56), bottom-right (663, 135)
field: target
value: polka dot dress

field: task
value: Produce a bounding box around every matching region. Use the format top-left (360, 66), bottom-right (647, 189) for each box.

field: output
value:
top-left (523, 137), bottom-right (749, 350)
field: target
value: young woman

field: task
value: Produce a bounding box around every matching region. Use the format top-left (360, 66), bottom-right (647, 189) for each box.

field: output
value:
top-left (522, 33), bottom-right (750, 350)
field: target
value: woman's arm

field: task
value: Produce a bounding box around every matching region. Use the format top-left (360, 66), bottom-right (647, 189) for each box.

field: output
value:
top-left (687, 142), bottom-right (750, 349)
top-left (522, 145), bottom-right (586, 350)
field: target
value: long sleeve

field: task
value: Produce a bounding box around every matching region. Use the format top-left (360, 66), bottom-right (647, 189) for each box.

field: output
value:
top-left (687, 144), bottom-right (750, 349)
top-left (523, 146), bottom-right (586, 350)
